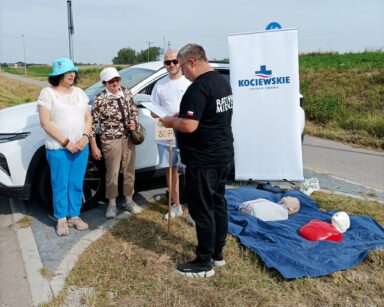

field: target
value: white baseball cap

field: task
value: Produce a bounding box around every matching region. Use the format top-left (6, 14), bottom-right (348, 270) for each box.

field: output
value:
top-left (331, 211), bottom-right (350, 233)
top-left (100, 67), bottom-right (120, 82)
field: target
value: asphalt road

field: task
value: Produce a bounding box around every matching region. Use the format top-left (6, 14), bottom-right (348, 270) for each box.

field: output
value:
top-left (0, 72), bottom-right (49, 87)
top-left (303, 136), bottom-right (384, 191)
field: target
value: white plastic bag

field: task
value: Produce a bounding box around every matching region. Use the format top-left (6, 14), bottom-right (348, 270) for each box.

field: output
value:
top-left (300, 178), bottom-right (320, 196)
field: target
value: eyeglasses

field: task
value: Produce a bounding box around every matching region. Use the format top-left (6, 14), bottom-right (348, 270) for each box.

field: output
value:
top-left (164, 59), bottom-right (179, 66)
top-left (179, 60), bottom-right (189, 70)
top-left (106, 77), bottom-right (120, 84)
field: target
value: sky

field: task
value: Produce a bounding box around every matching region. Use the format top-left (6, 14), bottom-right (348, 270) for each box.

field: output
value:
top-left (0, 0), bottom-right (383, 64)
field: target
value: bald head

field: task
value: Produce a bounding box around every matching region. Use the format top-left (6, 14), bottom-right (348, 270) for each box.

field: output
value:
top-left (164, 49), bottom-right (178, 61)
top-left (163, 49), bottom-right (182, 80)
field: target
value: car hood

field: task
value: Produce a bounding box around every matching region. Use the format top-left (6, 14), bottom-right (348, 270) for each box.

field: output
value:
top-left (0, 101), bottom-right (40, 133)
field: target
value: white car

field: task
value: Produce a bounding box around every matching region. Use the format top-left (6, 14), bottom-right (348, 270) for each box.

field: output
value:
top-left (0, 61), bottom-right (230, 210)
top-left (0, 61), bottom-right (304, 210)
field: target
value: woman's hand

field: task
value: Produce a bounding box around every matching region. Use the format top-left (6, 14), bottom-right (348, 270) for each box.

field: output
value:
top-left (76, 135), bottom-right (88, 151)
top-left (66, 142), bottom-right (78, 153)
top-left (91, 146), bottom-right (102, 160)
top-left (128, 119), bottom-right (137, 131)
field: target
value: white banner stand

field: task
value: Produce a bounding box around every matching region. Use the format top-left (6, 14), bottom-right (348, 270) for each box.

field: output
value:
top-left (228, 28), bottom-right (303, 182)
top-left (155, 119), bottom-right (176, 233)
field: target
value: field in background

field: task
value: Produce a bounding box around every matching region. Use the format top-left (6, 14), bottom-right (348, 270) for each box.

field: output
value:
top-left (1, 52), bottom-right (383, 149)
top-left (1, 64), bottom-right (128, 88)
top-left (299, 52), bottom-right (384, 149)
top-left (0, 75), bottom-right (41, 109)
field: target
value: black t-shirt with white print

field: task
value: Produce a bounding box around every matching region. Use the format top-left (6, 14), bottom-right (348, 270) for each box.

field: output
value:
top-left (177, 70), bottom-right (234, 168)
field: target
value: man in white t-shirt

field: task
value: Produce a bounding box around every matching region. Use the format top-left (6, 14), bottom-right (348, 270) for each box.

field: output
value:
top-left (151, 49), bottom-right (191, 220)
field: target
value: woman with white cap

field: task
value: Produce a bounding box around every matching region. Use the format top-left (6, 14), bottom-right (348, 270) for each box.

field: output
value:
top-left (38, 57), bottom-right (91, 236)
top-left (90, 67), bottom-right (143, 218)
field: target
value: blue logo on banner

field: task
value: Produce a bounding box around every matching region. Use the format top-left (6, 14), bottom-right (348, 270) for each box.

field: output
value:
top-left (237, 65), bottom-right (290, 89)
top-left (255, 65), bottom-right (272, 78)
top-left (266, 22), bottom-right (282, 30)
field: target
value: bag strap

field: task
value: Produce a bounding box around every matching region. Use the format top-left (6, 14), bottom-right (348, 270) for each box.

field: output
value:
top-left (116, 97), bottom-right (130, 136)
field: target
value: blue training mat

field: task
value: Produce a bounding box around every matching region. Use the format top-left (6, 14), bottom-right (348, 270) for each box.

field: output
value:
top-left (225, 186), bottom-right (384, 279)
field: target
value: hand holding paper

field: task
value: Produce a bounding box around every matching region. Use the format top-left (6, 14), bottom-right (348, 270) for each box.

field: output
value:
top-left (142, 102), bottom-right (171, 118)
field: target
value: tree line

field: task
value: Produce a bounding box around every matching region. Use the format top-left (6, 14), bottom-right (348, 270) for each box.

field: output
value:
top-left (112, 46), bottom-right (162, 64)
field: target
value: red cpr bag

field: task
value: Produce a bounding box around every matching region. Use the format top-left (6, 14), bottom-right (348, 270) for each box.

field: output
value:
top-left (299, 219), bottom-right (343, 242)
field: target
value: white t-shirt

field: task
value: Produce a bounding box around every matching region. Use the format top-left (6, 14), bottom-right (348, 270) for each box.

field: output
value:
top-left (38, 86), bottom-right (89, 149)
top-left (151, 75), bottom-right (190, 146)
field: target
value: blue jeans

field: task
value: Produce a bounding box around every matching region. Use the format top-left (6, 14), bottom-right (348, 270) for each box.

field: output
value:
top-left (46, 145), bottom-right (89, 219)
top-left (157, 143), bottom-right (182, 168)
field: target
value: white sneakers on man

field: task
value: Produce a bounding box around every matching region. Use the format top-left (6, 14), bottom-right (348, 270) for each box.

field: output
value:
top-left (186, 214), bottom-right (196, 227)
top-left (164, 204), bottom-right (183, 220)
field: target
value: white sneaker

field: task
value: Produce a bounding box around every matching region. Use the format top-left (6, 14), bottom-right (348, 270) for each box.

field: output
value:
top-left (186, 214), bottom-right (196, 227)
top-left (124, 201), bottom-right (143, 214)
top-left (106, 204), bottom-right (118, 219)
top-left (164, 204), bottom-right (183, 220)
top-left (211, 258), bottom-right (226, 267)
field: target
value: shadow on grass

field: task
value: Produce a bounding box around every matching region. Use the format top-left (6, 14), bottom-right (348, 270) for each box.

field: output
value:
top-left (109, 201), bottom-right (196, 264)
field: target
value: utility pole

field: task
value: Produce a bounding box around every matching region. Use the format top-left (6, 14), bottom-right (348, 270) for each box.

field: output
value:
top-left (145, 41), bottom-right (154, 62)
top-left (21, 34), bottom-right (27, 76)
top-left (167, 41), bottom-right (171, 50)
top-left (67, 0), bottom-right (75, 61)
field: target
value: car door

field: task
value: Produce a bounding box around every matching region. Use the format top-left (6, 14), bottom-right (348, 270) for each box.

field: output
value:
top-left (133, 94), bottom-right (159, 169)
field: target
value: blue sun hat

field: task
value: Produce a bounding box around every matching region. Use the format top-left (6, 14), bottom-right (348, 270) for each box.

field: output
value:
top-left (49, 57), bottom-right (79, 76)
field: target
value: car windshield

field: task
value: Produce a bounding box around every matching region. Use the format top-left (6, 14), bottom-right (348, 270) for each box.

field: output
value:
top-left (84, 67), bottom-right (156, 103)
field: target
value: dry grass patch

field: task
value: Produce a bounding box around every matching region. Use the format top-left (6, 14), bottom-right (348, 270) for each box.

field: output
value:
top-left (0, 75), bottom-right (41, 109)
top-left (45, 193), bottom-right (384, 306)
top-left (311, 191), bottom-right (384, 225)
top-left (40, 266), bottom-right (53, 280)
top-left (16, 216), bottom-right (32, 228)
top-left (305, 121), bottom-right (384, 151)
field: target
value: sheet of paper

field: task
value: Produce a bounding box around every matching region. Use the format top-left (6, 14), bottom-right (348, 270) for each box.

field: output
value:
top-left (141, 102), bottom-right (171, 118)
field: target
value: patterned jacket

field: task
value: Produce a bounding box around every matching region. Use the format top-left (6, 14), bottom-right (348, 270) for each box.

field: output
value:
top-left (91, 87), bottom-right (138, 140)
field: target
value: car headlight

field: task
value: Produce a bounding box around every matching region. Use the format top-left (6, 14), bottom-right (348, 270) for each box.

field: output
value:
top-left (0, 132), bottom-right (31, 143)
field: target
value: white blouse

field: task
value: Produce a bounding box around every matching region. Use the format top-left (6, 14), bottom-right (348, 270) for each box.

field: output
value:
top-left (38, 86), bottom-right (89, 149)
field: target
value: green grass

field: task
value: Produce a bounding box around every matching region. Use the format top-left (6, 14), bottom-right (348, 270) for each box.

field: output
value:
top-left (44, 192), bottom-right (384, 307)
top-left (2, 65), bottom-right (51, 81)
top-left (299, 51), bottom-right (384, 70)
top-left (299, 51), bottom-right (384, 148)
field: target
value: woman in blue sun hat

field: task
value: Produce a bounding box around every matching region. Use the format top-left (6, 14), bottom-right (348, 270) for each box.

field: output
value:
top-left (38, 57), bottom-right (92, 236)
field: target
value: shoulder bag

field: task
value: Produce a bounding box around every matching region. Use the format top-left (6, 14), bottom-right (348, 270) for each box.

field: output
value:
top-left (116, 96), bottom-right (145, 145)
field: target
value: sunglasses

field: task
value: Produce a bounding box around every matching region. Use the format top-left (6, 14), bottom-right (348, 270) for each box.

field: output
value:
top-left (106, 77), bottom-right (120, 84)
top-left (164, 59), bottom-right (179, 66)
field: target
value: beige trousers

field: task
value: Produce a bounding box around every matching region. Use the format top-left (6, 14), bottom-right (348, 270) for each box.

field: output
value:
top-left (101, 138), bottom-right (135, 199)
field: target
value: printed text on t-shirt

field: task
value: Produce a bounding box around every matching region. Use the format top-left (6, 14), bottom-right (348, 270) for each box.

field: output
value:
top-left (216, 95), bottom-right (233, 113)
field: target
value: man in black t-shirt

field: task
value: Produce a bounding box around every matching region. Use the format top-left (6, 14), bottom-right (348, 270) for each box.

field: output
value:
top-left (161, 44), bottom-right (234, 278)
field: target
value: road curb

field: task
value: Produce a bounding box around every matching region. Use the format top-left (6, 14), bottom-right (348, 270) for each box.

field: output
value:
top-left (10, 199), bottom-right (53, 306)
top-left (50, 228), bottom-right (105, 297)
top-left (10, 199), bottom-right (108, 306)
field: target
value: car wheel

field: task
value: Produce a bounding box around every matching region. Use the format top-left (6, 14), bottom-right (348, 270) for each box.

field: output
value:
top-left (36, 162), bottom-right (53, 211)
top-left (36, 158), bottom-right (105, 212)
